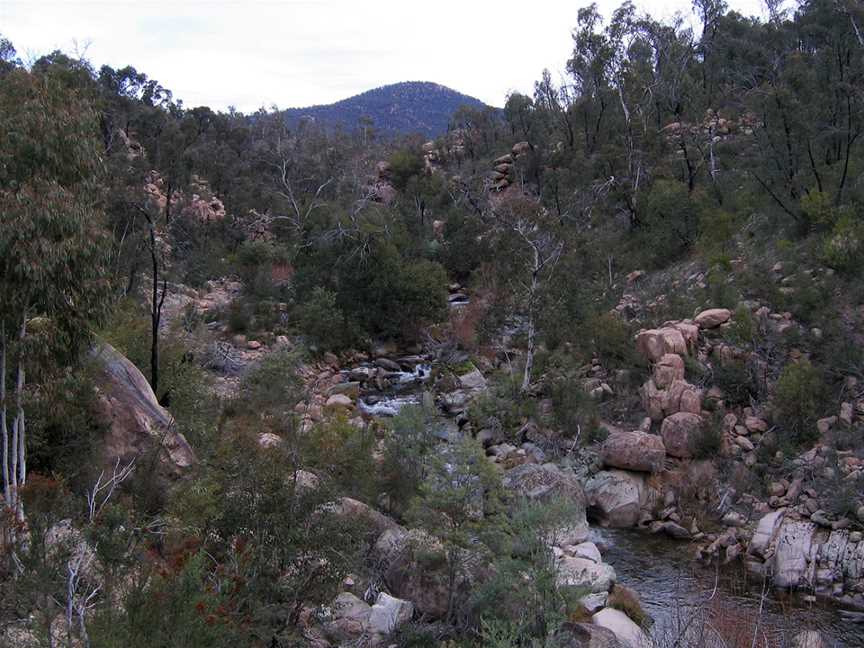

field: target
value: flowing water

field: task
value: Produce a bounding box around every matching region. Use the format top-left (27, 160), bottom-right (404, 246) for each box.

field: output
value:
top-left (592, 527), bottom-right (862, 647)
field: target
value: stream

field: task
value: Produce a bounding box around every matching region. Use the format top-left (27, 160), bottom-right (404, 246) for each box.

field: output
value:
top-left (351, 361), bottom-right (861, 646)
top-left (592, 527), bottom-right (862, 647)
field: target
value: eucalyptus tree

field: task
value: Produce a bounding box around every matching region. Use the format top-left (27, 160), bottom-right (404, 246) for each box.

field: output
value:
top-left (0, 67), bottom-right (114, 519)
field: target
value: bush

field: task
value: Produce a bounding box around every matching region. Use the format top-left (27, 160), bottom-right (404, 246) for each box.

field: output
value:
top-left (713, 360), bottom-right (758, 406)
top-left (296, 286), bottom-right (352, 351)
top-left (588, 313), bottom-right (643, 371)
top-left (607, 584), bottom-right (649, 627)
top-left (821, 212), bottom-right (864, 272)
top-left (690, 418), bottom-right (723, 460)
top-left (634, 180), bottom-right (702, 267)
top-left (773, 360), bottom-right (826, 444)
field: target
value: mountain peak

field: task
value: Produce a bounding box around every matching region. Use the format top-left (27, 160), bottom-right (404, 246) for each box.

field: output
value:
top-left (283, 81), bottom-right (490, 138)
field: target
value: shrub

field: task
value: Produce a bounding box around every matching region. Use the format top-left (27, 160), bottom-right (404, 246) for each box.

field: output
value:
top-left (296, 286), bottom-right (352, 351)
top-left (821, 213), bottom-right (864, 272)
top-left (588, 313), bottom-right (643, 371)
top-left (773, 360), bottom-right (826, 444)
top-left (690, 418), bottom-right (723, 460)
top-left (713, 360), bottom-right (758, 406)
top-left (607, 584), bottom-right (649, 627)
top-left (302, 417), bottom-right (378, 502)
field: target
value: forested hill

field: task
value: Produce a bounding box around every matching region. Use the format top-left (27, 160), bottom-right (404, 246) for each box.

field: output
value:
top-left (282, 81), bottom-right (490, 137)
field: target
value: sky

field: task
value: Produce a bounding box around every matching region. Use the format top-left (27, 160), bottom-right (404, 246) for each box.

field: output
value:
top-left (2, 0), bottom-right (769, 112)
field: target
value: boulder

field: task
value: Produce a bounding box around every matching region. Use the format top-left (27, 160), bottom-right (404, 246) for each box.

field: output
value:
top-left (694, 308), bottom-right (731, 329)
top-left (368, 592), bottom-right (413, 635)
top-left (556, 556), bottom-right (616, 593)
top-left (257, 432), bottom-right (281, 448)
top-left (90, 343), bottom-right (195, 478)
top-left (554, 623), bottom-right (626, 648)
top-left (660, 412), bottom-right (704, 458)
top-left (791, 631), bottom-right (827, 648)
top-left (653, 354), bottom-right (684, 389)
top-left (585, 470), bottom-right (656, 528)
top-left (326, 497), bottom-right (400, 536)
top-left (601, 431), bottom-right (666, 473)
top-left (749, 510), bottom-right (785, 558)
top-left (569, 541), bottom-right (603, 564)
top-left (591, 608), bottom-right (654, 648)
top-left (635, 327), bottom-right (687, 362)
top-left (771, 520), bottom-right (815, 588)
top-left (512, 141), bottom-right (531, 156)
top-left (325, 394), bottom-right (354, 410)
top-left (459, 368), bottom-right (487, 391)
top-left (322, 592), bottom-right (371, 643)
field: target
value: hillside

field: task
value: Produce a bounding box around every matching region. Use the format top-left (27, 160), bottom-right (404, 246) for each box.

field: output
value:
top-left (282, 80), bottom-right (490, 137)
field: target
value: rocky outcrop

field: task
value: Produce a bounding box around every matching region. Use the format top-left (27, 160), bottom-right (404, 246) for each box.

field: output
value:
top-left (600, 431), bottom-right (665, 473)
top-left (90, 343), bottom-right (195, 478)
top-left (585, 470), bottom-right (657, 528)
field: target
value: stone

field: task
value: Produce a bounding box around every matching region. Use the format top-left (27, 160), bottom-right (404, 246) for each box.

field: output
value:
top-left (257, 432), bottom-right (281, 448)
top-left (733, 436), bottom-right (755, 452)
top-left (325, 394), bottom-right (354, 410)
top-left (459, 368), bottom-right (487, 391)
top-left (578, 592), bottom-right (609, 614)
top-left (722, 511), bottom-right (747, 527)
top-left (569, 541), bottom-right (603, 564)
top-left (694, 308), bottom-right (731, 329)
top-left (635, 327), bottom-right (687, 362)
top-left (653, 354), bottom-right (684, 389)
top-left (512, 141), bottom-right (531, 156)
top-left (556, 556), bottom-right (616, 593)
top-left (90, 343), bottom-right (195, 478)
top-left (600, 431), bottom-right (666, 473)
top-left (591, 608), bottom-right (654, 648)
top-left (554, 623), bottom-right (626, 648)
top-left (329, 381), bottom-right (361, 398)
top-left (503, 463), bottom-right (588, 542)
top-left (323, 592), bottom-right (371, 643)
top-left (791, 631), bottom-right (827, 648)
top-left (585, 470), bottom-right (656, 528)
top-left (744, 417), bottom-right (768, 433)
top-left (368, 592), bottom-right (413, 635)
top-left (246, 339), bottom-right (262, 350)
top-left (840, 402), bottom-right (854, 426)
top-left (771, 520), bottom-right (815, 588)
top-left (816, 416), bottom-right (836, 435)
top-left (660, 412), bottom-right (704, 458)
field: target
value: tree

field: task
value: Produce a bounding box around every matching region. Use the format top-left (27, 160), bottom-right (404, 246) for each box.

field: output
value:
top-left (0, 68), bottom-right (113, 519)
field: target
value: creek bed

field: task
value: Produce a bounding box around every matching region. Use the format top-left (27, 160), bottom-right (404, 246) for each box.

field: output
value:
top-left (592, 527), bottom-right (861, 647)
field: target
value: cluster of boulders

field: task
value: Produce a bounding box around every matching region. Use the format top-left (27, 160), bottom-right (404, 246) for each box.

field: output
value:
top-left (370, 161), bottom-right (397, 204)
top-left (143, 171), bottom-right (226, 222)
top-left (661, 108), bottom-right (759, 143)
top-left (488, 141), bottom-right (530, 192)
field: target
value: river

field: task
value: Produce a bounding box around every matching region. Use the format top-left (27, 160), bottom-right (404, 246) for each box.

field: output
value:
top-left (592, 527), bottom-right (862, 647)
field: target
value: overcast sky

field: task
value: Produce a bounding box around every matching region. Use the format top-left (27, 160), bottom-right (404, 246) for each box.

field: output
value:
top-left (3, 0), bottom-right (769, 112)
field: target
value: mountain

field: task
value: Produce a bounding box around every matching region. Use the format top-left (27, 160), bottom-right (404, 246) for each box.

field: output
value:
top-left (282, 81), bottom-right (491, 138)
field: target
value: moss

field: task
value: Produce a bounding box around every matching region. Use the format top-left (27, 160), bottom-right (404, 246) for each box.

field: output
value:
top-left (608, 584), bottom-right (649, 627)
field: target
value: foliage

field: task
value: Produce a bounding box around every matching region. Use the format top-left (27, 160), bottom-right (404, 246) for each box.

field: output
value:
top-left (295, 286), bottom-right (353, 351)
top-left (773, 360), bottom-right (826, 444)
top-left (379, 405), bottom-right (437, 516)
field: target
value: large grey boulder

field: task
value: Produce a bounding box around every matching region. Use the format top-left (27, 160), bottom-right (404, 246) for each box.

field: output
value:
top-left (368, 592), bottom-right (413, 635)
top-left (591, 608), bottom-right (654, 648)
top-left (771, 521), bottom-right (816, 588)
top-left (749, 510), bottom-right (785, 559)
top-left (556, 556), bottom-right (616, 593)
top-left (601, 431), bottom-right (666, 473)
top-left (554, 622), bottom-right (626, 648)
top-left (585, 470), bottom-right (656, 528)
top-left (90, 343), bottom-right (195, 478)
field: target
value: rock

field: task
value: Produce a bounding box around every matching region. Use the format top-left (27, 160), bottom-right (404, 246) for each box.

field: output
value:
top-left (368, 592), bottom-right (413, 635)
top-left (653, 353), bottom-right (685, 389)
top-left (661, 521), bottom-right (691, 539)
top-left (326, 497), bottom-right (400, 536)
top-left (722, 511), bottom-right (747, 527)
top-left (816, 416), bottom-right (836, 435)
top-left (493, 153), bottom-right (514, 165)
top-left (585, 470), bottom-right (656, 528)
top-left (512, 141), bottom-right (531, 156)
top-left (694, 308), bottom-right (731, 329)
top-left (503, 464), bottom-right (588, 543)
top-left (289, 470), bottom-right (320, 494)
top-left (569, 541), bottom-right (603, 564)
top-left (459, 368), bottom-right (487, 391)
top-left (591, 608), bottom-right (654, 648)
top-left (600, 431), bottom-right (666, 473)
top-left (771, 520), bottom-right (815, 588)
top-left (257, 432), bottom-right (281, 448)
top-left (330, 381), bottom-right (361, 398)
top-left (325, 394), bottom-right (354, 410)
top-left (90, 343), bottom-right (195, 478)
top-left (733, 436), bottom-right (755, 452)
top-left (635, 327), bottom-right (687, 362)
top-left (322, 592), bottom-right (371, 643)
top-left (578, 593), bottom-right (609, 614)
top-left (744, 417), bottom-right (768, 433)
top-left (792, 631), bottom-right (827, 648)
top-left (375, 357), bottom-right (402, 372)
top-left (554, 622), bottom-right (626, 648)
top-left (246, 340), bottom-right (262, 350)
top-left (840, 402), bottom-right (854, 426)
top-left (660, 412), bottom-right (704, 458)
top-left (556, 556), bottom-right (616, 593)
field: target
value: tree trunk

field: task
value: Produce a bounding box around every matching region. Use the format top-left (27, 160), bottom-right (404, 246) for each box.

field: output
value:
top-left (1, 322), bottom-right (8, 510)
